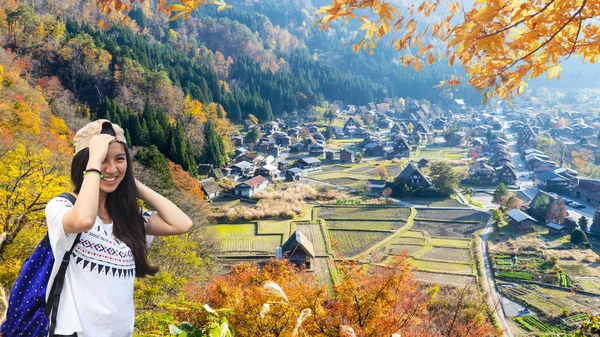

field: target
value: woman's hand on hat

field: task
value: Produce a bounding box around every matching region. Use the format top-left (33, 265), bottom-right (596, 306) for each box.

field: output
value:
top-left (88, 134), bottom-right (114, 166)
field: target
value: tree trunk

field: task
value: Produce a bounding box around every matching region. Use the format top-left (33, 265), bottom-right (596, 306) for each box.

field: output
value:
top-left (0, 217), bottom-right (26, 262)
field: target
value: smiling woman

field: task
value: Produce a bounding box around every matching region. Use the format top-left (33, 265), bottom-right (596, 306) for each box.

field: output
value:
top-left (2, 119), bottom-right (194, 337)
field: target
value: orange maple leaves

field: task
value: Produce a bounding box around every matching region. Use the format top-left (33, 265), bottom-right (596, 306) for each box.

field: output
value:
top-left (316, 0), bottom-right (600, 102)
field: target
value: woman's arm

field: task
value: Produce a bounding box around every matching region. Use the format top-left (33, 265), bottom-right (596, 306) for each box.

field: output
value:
top-left (62, 134), bottom-right (113, 233)
top-left (136, 179), bottom-right (193, 236)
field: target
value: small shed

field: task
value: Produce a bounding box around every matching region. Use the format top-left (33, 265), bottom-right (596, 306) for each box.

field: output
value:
top-left (340, 149), bottom-right (355, 163)
top-left (255, 164), bottom-right (279, 179)
top-left (546, 222), bottom-right (565, 235)
top-left (285, 168), bottom-right (303, 182)
top-left (281, 231), bottom-right (315, 270)
top-left (199, 178), bottom-right (221, 200)
top-left (506, 209), bottom-right (538, 232)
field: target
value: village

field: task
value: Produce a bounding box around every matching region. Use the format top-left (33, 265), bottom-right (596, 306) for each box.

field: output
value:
top-left (195, 96), bottom-right (600, 336)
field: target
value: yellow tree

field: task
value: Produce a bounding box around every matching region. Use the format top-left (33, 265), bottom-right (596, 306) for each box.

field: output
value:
top-left (0, 143), bottom-right (70, 260)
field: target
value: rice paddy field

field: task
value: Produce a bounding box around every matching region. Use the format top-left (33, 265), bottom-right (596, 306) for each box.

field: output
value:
top-left (413, 271), bottom-right (476, 287)
top-left (414, 208), bottom-right (490, 222)
top-left (317, 206), bottom-right (411, 220)
top-left (325, 220), bottom-right (405, 231)
top-left (329, 230), bottom-right (391, 258)
top-left (208, 223), bottom-right (283, 254)
top-left (211, 204), bottom-right (486, 289)
top-left (412, 220), bottom-right (482, 239)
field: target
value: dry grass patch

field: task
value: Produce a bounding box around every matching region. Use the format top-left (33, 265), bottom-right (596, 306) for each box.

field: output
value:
top-left (387, 244), bottom-right (424, 255)
top-left (412, 220), bottom-right (481, 239)
top-left (413, 271), bottom-right (476, 287)
top-left (422, 247), bottom-right (471, 263)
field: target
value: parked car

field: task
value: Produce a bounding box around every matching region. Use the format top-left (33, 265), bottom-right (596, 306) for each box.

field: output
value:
top-left (570, 202), bottom-right (586, 209)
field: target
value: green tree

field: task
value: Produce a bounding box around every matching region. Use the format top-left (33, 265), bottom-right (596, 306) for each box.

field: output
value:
top-left (530, 195), bottom-right (551, 220)
top-left (134, 145), bottom-right (175, 191)
top-left (247, 126), bottom-right (261, 145)
top-left (323, 127), bottom-right (334, 140)
top-left (492, 183), bottom-right (509, 204)
top-left (128, 7), bottom-right (146, 29)
top-left (201, 119), bottom-right (227, 168)
top-left (578, 216), bottom-right (589, 230)
top-left (591, 208), bottom-right (600, 232)
top-left (492, 209), bottom-right (504, 224)
top-left (429, 161), bottom-right (459, 195)
top-left (570, 229), bottom-right (589, 245)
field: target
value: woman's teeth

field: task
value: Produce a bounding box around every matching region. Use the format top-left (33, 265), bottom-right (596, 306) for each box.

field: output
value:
top-left (103, 176), bottom-right (117, 182)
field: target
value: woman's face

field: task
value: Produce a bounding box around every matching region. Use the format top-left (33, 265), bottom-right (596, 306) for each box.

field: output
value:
top-left (99, 142), bottom-right (127, 194)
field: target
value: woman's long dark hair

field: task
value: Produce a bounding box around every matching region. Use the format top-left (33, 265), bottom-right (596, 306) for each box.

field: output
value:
top-left (71, 141), bottom-right (158, 277)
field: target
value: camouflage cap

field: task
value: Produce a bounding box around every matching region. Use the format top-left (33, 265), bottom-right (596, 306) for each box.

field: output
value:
top-left (73, 119), bottom-right (127, 154)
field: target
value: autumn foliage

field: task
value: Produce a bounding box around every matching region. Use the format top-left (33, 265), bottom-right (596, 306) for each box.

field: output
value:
top-left (313, 0), bottom-right (600, 101)
top-left (179, 255), bottom-right (499, 337)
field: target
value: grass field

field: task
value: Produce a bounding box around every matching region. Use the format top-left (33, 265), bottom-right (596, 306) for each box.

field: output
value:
top-left (325, 220), bottom-right (405, 231)
top-left (318, 206), bottom-right (411, 220)
top-left (309, 171), bottom-right (372, 187)
top-left (418, 145), bottom-right (469, 160)
top-left (209, 224), bottom-right (283, 254)
top-left (329, 230), bottom-right (391, 258)
top-left (412, 220), bottom-right (482, 238)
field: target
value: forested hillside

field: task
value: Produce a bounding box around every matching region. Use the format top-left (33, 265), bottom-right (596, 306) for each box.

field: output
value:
top-left (0, 0), bottom-right (501, 335)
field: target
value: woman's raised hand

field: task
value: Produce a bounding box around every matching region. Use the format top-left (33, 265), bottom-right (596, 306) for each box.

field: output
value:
top-left (87, 134), bottom-right (116, 166)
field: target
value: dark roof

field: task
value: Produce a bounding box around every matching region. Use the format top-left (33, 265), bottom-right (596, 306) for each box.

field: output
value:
top-left (299, 157), bottom-right (321, 165)
top-left (398, 163), bottom-right (421, 179)
top-left (506, 209), bottom-right (537, 223)
top-left (281, 231), bottom-right (315, 258)
top-left (538, 171), bottom-right (568, 182)
top-left (197, 164), bottom-right (214, 175)
top-left (199, 178), bottom-right (221, 195)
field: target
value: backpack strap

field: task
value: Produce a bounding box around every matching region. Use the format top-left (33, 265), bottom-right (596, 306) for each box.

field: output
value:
top-left (45, 193), bottom-right (82, 337)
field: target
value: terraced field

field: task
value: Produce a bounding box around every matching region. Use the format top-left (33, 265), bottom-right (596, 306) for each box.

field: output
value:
top-left (422, 247), bottom-right (471, 263)
top-left (209, 224), bottom-right (283, 254)
top-left (500, 283), bottom-right (600, 316)
top-left (412, 220), bottom-right (482, 238)
top-left (414, 209), bottom-right (490, 222)
top-left (413, 271), bottom-right (476, 287)
top-left (326, 220), bottom-right (405, 231)
top-left (329, 230), bottom-right (391, 258)
top-left (318, 206), bottom-right (411, 220)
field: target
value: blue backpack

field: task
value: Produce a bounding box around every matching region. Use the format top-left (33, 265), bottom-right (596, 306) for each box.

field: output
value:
top-left (1, 193), bottom-right (81, 337)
